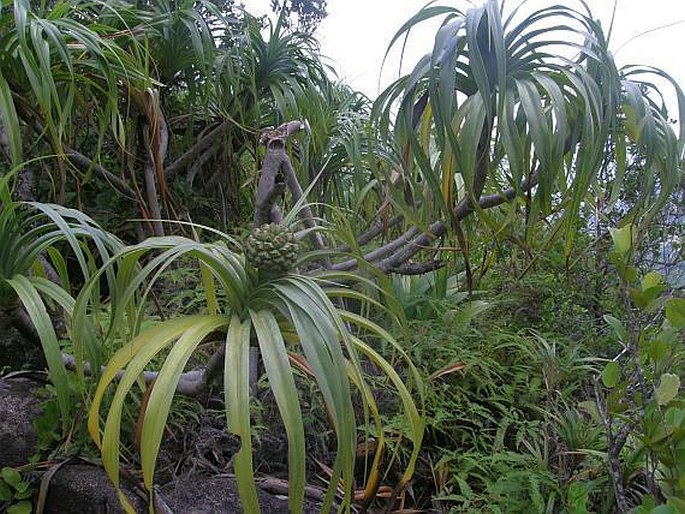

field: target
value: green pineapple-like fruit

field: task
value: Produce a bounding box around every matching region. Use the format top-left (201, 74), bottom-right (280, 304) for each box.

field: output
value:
top-left (244, 223), bottom-right (299, 275)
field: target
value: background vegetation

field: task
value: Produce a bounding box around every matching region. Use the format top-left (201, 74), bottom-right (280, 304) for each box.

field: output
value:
top-left (0, 0), bottom-right (683, 512)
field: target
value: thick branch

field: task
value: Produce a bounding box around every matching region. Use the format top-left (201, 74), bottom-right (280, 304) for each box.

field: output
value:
top-left (254, 139), bottom-right (287, 226)
top-left (334, 215), bottom-right (404, 253)
top-left (9, 306), bottom-right (40, 342)
top-left (65, 149), bottom-right (136, 198)
top-left (390, 260), bottom-right (445, 275)
top-left (253, 121), bottom-right (327, 255)
top-left (375, 174), bottom-right (538, 272)
top-left (331, 174), bottom-right (537, 274)
top-left (332, 226), bottom-right (420, 271)
top-left (143, 158), bottom-right (164, 236)
top-left (187, 144), bottom-right (222, 187)
top-left (61, 344), bottom-right (225, 396)
top-left (165, 121), bottom-right (229, 180)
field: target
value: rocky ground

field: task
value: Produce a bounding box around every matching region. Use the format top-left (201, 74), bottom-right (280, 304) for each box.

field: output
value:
top-left (0, 376), bottom-right (329, 513)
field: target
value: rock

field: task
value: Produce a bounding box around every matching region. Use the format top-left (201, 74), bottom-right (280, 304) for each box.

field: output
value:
top-left (0, 311), bottom-right (46, 371)
top-left (43, 463), bottom-right (146, 514)
top-left (44, 467), bottom-right (330, 513)
top-left (0, 378), bottom-right (42, 467)
top-left (159, 475), bottom-right (326, 514)
top-left (0, 377), bottom-right (330, 513)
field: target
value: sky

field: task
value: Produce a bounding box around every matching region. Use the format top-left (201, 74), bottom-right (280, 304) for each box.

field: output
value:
top-left (240, 0), bottom-right (685, 113)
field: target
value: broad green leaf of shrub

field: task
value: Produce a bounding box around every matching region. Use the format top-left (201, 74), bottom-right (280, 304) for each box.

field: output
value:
top-left (603, 315), bottom-right (626, 341)
top-left (641, 271), bottom-right (664, 291)
top-left (0, 480), bottom-right (12, 501)
top-left (601, 361), bottom-right (620, 388)
top-left (665, 298), bottom-right (685, 330)
top-left (655, 374), bottom-right (680, 406)
top-left (649, 338), bottom-right (671, 366)
top-left (664, 407), bottom-right (685, 429)
top-left (7, 501), bottom-right (32, 514)
top-left (610, 225), bottom-right (633, 257)
top-left (1, 468), bottom-right (21, 488)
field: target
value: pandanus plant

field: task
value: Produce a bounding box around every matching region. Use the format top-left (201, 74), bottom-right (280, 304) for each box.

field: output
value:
top-left (352, 0), bottom-right (684, 278)
top-left (0, 175), bottom-right (123, 432)
top-left (73, 218), bottom-right (424, 513)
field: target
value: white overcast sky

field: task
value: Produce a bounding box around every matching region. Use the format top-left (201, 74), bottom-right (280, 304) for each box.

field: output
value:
top-left (241, 0), bottom-right (685, 113)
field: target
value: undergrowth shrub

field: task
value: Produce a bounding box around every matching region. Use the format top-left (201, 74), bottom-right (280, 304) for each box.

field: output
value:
top-left (387, 290), bottom-right (609, 512)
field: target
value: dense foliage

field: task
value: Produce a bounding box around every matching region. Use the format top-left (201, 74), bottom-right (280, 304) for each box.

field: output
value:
top-left (0, 0), bottom-right (683, 513)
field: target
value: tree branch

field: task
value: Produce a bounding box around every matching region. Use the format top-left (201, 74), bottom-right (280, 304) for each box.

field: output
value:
top-left (363, 174), bottom-right (539, 273)
top-left (187, 144), bottom-right (222, 188)
top-left (65, 149), bottom-right (136, 199)
top-left (16, 105), bottom-right (137, 200)
top-left (165, 120), bottom-right (230, 180)
top-left (334, 214), bottom-right (404, 253)
top-left (253, 120), bottom-right (328, 256)
top-left (332, 226), bottom-right (420, 271)
top-left (595, 378), bottom-right (629, 513)
top-left (390, 260), bottom-right (445, 275)
top-left (254, 138), bottom-right (287, 226)
top-left (60, 343), bottom-right (226, 396)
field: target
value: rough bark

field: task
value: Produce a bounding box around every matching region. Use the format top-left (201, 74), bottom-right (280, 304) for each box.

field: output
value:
top-left (330, 173), bottom-right (539, 274)
top-left (252, 121), bottom-right (327, 253)
top-left (143, 155), bottom-right (165, 236)
top-left (187, 144), bottom-right (222, 187)
top-left (165, 121), bottom-right (230, 180)
top-left (141, 90), bottom-right (168, 237)
top-left (334, 214), bottom-right (404, 253)
top-left (61, 343), bottom-right (225, 396)
top-left (254, 138), bottom-right (287, 226)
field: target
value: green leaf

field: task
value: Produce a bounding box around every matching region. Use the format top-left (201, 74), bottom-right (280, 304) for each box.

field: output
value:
top-left (603, 315), bottom-right (626, 341)
top-left (668, 498), bottom-right (685, 513)
top-left (278, 284), bottom-right (356, 509)
top-left (251, 309), bottom-right (305, 514)
top-left (451, 300), bottom-right (490, 327)
top-left (224, 316), bottom-right (260, 513)
top-left (0, 69), bottom-right (22, 166)
top-left (7, 501), bottom-right (32, 514)
top-left (0, 480), bottom-right (12, 500)
top-left (649, 505), bottom-right (676, 514)
top-left (664, 407), bottom-right (685, 430)
top-left (140, 316), bottom-right (227, 490)
top-left (567, 481), bottom-right (590, 514)
top-left (641, 271), bottom-right (663, 291)
top-left (638, 271), bottom-right (666, 307)
top-left (89, 316), bottom-right (206, 514)
top-left (649, 338), bottom-right (671, 365)
top-left (601, 361), bottom-right (620, 388)
top-left (641, 286), bottom-right (667, 309)
top-left (630, 288), bottom-right (647, 309)
top-left (1, 468), bottom-right (21, 488)
top-left (665, 298), bottom-right (685, 330)
top-left (655, 373), bottom-right (680, 406)
top-left (351, 335), bottom-right (424, 488)
top-left (14, 487), bottom-right (32, 500)
top-left (609, 262), bottom-right (637, 283)
top-left (13, 481), bottom-right (29, 494)
top-left (7, 277), bottom-right (71, 433)
top-left (609, 225), bottom-right (634, 257)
